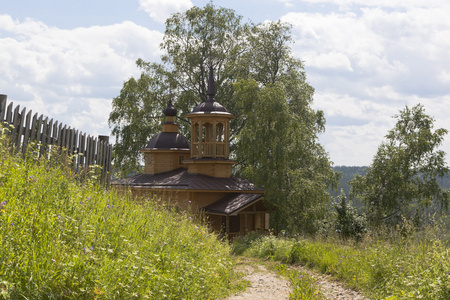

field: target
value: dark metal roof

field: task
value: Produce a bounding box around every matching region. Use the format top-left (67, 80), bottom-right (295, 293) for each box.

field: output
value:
top-left (203, 193), bottom-right (264, 215)
top-left (190, 65), bottom-right (229, 114)
top-left (112, 168), bottom-right (264, 192)
top-left (191, 101), bottom-right (228, 113)
top-left (163, 100), bottom-right (177, 117)
top-left (145, 132), bottom-right (190, 150)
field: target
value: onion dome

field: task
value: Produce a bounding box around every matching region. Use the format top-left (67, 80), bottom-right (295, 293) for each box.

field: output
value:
top-left (145, 132), bottom-right (189, 150)
top-left (163, 100), bottom-right (177, 117)
top-left (144, 100), bottom-right (190, 150)
top-left (191, 66), bottom-right (228, 113)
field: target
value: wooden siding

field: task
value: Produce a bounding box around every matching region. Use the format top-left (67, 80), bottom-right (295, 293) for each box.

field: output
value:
top-left (142, 150), bottom-right (189, 175)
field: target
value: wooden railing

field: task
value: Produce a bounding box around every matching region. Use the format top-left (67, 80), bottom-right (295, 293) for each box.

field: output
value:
top-left (0, 94), bottom-right (112, 184)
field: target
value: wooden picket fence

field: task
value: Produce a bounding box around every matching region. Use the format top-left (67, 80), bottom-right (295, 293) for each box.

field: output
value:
top-left (0, 94), bottom-right (112, 184)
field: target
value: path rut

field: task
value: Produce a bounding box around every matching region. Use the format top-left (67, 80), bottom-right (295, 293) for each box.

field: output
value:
top-left (226, 259), bottom-right (368, 300)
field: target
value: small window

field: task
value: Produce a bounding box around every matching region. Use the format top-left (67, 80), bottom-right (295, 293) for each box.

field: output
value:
top-left (148, 154), bottom-right (151, 165)
top-left (179, 155), bottom-right (184, 165)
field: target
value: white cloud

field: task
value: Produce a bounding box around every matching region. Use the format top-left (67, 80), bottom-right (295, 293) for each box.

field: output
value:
top-left (279, 0), bottom-right (295, 7)
top-left (282, 3), bottom-right (450, 163)
top-left (294, 0), bottom-right (450, 9)
top-left (138, 0), bottom-right (193, 23)
top-left (0, 14), bottom-right (164, 137)
top-left (302, 51), bottom-right (353, 71)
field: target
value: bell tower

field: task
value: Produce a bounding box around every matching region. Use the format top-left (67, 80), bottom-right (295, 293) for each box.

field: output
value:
top-left (184, 66), bottom-right (236, 178)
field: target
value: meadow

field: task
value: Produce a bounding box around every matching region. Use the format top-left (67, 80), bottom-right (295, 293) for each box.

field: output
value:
top-left (2, 121), bottom-right (450, 300)
top-left (233, 225), bottom-right (450, 300)
top-left (0, 126), bottom-right (240, 299)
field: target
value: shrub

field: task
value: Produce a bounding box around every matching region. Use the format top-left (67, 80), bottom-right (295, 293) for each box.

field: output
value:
top-left (333, 191), bottom-right (366, 240)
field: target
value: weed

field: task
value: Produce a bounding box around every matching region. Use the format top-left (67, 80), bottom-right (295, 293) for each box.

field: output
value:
top-left (234, 227), bottom-right (450, 299)
top-left (0, 126), bottom-right (237, 299)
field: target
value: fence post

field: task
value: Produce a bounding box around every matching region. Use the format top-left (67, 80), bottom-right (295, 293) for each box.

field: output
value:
top-left (98, 135), bottom-right (110, 184)
top-left (0, 95), bottom-right (6, 123)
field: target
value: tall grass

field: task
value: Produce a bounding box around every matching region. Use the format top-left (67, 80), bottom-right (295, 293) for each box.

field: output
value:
top-left (233, 227), bottom-right (450, 299)
top-left (0, 125), bottom-right (236, 299)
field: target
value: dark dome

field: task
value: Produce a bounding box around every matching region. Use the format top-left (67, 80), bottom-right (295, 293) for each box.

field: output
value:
top-left (145, 132), bottom-right (190, 149)
top-left (163, 100), bottom-right (177, 117)
top-left (190, 65), bottom-right (229, 114)
top-left (192, 100), bottom-right (228, 113)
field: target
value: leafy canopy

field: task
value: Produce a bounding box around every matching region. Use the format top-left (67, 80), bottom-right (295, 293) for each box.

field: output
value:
top-left (350, 104), bottom-right (449, 226)
top-left (109, 4), bottom-right (337, 233)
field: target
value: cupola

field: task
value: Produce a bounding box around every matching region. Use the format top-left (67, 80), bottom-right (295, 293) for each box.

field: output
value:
top-left (184, 66), bottom-right (236, 178)
top-left (141, 100), bottom-right (190, 174)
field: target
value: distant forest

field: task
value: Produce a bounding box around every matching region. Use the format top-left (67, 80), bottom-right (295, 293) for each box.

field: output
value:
top-left (330, 166), bottom-right (450, 199)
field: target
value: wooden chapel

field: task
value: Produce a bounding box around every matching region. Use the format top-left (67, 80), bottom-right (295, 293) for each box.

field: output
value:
top-left (112, 66), bottom-right (268, 238)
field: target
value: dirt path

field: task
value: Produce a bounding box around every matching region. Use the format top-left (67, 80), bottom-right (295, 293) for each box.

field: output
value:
top-left (227, 261), bottom-right (291, 300)
top-left (294, 267), bottom-right (368, 300)
top-left (226, 259), bottom-right (368, 300)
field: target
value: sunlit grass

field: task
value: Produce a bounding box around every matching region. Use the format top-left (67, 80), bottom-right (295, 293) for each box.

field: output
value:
top-left (233, 227), bottom-right (450, 299)
top-left (270, 263), bottom-right (324, 300)
top-left (0, 125), bottom-right (237, 299)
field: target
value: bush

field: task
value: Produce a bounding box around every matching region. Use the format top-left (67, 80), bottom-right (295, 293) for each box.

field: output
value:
top-left (333, 191), bottom-right (367, 240)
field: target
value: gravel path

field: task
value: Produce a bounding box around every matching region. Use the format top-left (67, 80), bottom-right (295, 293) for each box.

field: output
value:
top-left (226, 262), bottom-right (291, 300)
top-left (294, 266), bottom-right (368, 300)
top-left (226, 259), bottom-right (368, 300)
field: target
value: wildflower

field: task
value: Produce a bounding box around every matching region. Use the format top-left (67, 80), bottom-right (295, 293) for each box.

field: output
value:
top-left (90, 246), bottom-right (93, 252)
top-left (94, 286), bottom-right (104, 295)
top-left (107, 204), bottom-right (110, 209)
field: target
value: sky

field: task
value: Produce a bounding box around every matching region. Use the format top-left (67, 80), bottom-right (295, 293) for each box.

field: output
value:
top-left (1, 0), bottom-right (450, 166)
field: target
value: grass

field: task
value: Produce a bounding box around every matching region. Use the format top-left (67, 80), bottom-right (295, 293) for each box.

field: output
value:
top-left (233, 227), bottom-right (450, 300)
top-left (270, 263), bottom-right (324, 300)
top-left (0, 125), bottom-right (240, 299)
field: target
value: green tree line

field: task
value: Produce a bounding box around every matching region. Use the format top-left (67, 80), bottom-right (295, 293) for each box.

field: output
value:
top-left (109, 4), bottom-right (449, 236)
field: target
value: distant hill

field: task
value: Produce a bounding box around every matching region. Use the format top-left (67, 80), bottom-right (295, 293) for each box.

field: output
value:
top-left (329, 166), bottom-right (367, 198)
top-left (330, 166), bottom-right (450, 199)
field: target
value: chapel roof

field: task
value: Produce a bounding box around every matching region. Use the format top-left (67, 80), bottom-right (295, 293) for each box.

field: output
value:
top-left (203, 193), bottom-right (264, 215)
top-left (144, 132), bottom-right (190, 150)
top-left (111, 168), bottom-right (263, 192)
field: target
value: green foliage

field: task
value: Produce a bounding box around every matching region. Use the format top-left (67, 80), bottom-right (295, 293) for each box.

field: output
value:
top-left (333, 190), bottom-right (367, 240)
top-left (0, 128), bottom-right (237, 299)
top-left (233, 78), bottom-right (338, 234)
top-left (350, 104), bottom-right (449, 227)
top-left (234, 228), bottom-right (450, 300)
top-left (109, 4), bottom-right (338, 234)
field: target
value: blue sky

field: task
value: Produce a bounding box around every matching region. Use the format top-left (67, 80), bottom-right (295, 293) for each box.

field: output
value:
top-left (1, 0), bottom-right (450, 166)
